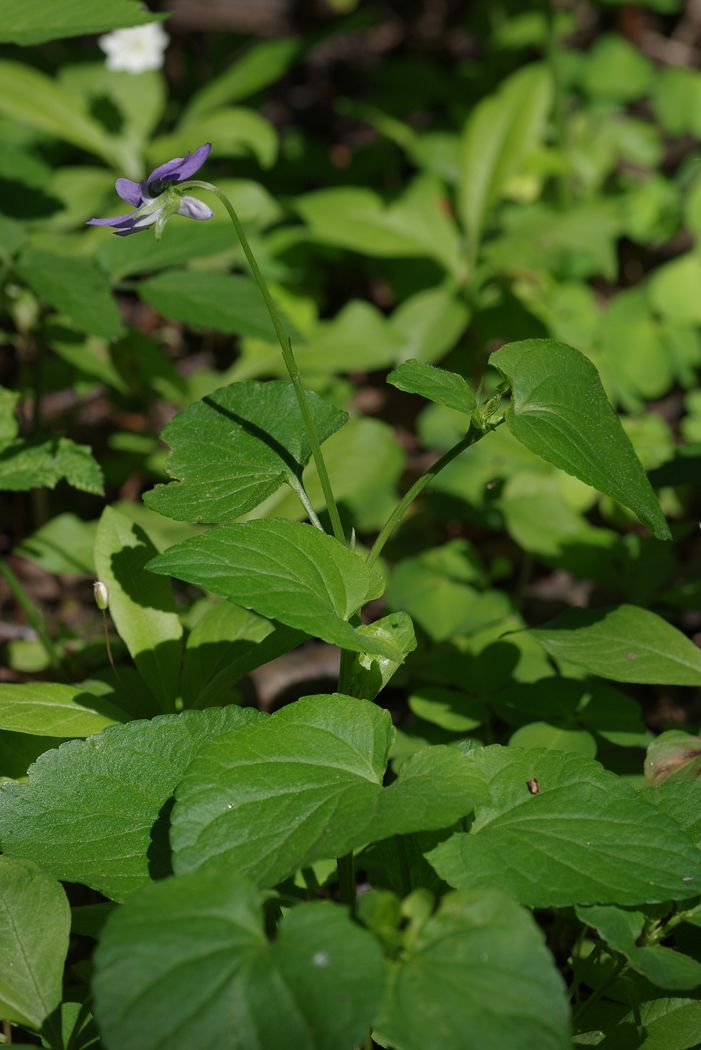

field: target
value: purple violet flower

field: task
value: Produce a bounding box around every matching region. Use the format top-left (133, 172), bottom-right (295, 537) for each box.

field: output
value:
top-left (87, 144), bottom-right (213, 238)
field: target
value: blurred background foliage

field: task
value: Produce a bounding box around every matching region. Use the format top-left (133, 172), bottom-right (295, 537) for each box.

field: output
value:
top-left (0, 0), bottom-right (700, 761)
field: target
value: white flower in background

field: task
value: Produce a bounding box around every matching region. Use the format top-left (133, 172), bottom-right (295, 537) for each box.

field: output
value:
top-left (98, 23), bottom-right (169, 74)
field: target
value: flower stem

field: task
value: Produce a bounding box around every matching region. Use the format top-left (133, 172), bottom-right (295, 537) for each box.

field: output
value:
top-left (182, 179), bottom-right (345, 544)
top-left (366, 423), bottom-right (498, 569)
top-left (337, 852), bottom-right (356, 915)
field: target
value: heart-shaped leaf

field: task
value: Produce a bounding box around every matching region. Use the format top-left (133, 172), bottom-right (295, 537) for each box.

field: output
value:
top-left (375, 887), bottom-right (569, 1050)
top-left (0, 707), bottom-right (262, 901)
top-left (144, 381), bottom-right (347, 523)
top-left (93, 866), bottom-right (385, 1050)
top-left (148, 519), bottom-right (395, 658)
top-left (172, 694), bottom-right (486, 885)
top-left (490, 339), bottom-right (671, 540)
top-left (427, 746), bottom-right (701, 906)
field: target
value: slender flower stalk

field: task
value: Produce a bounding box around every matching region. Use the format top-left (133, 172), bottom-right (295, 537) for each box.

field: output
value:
top-left (181, 178), bottom-right (346, 544)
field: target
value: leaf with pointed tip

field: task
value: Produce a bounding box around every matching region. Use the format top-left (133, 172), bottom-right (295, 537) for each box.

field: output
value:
top-left (387, 359), bottom-right (476, 414)
top-left (347, 612), bottom-right (417, 701)
top-left (0, 857), bottom-right (70, 1030)
top-left (93, 866), bottom-right (385, 1050)
top-left (491, 339), bottom-right (671, 540)
top-left (427, 746), bottom-right (701, 907)
top-left (172, 694), bottom-right (486, 885)
top-left (0, 707), bottom-right (262, 901)
top-left (144, 381), bottom-right (347, 523)
top-left (148, 519), bottom-right (395, 658)
top-left (531, 605), bottom-right (701, 685)
top-left (0, 682), bottom-right (126, 737)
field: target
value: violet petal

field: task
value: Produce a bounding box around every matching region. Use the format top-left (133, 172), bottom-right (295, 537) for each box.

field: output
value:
top-left (86, 213), bottom-right (137, 228)
top-left (147, 143), bottom-right (211, 189)
top-left (115, 178), bottom-right (142, 207)
top-left (177, 196), bottom-right (214, 221)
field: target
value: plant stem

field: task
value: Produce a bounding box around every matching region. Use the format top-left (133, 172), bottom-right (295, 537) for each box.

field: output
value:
top-left (182, 180), bottom-right (345, 544)
top-left (0, 558), bottom-right (62, 673)
top-left (543, 0), bottom-right (571, 208)
top-left (337, 852), bottom-right (356, 915)
top-left (367, 424), bottom-right (494, 569)
top-left (288, 476), bottom-right (324, 531)
top-left (572, 956), bottom-right (627, 1026)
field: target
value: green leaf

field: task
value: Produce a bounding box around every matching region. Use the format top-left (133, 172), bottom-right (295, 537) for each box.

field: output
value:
top-left (150, 108), bottom-right (277, 169)
top-left (16, 248), bottom-right (123, 340)
top-left (0, 214), bottom-right (25, 261)
top-left (375, 887), bottom-right (569, 1050)
top-left (0, 0), bottom-right (164, 44)
top-left (0, 682), bottom-right (126, 737)
top-left (491, 339), bottom-right (671, 540)
top-left (182, 601), bottom-right (304, 708)
top-left (15, 512), bottom-right (96, 574)
top-left (458, 64), bottom-right (552, 259)
top-left (576, 904), bottom-right (701, 991)
top-left (93, 866), bottom-right (385, 1050)
top-left (648, 253), bottom-right (701, 326)
top-left (580, 34), bottom-right (653, 102)
top-left (629, 997), bottom-right (701, 1050)
top-left (427, 746), bottom-right (701, 907)
top-left (295, 175), bottom-right (464, 279)
top-left (531, 605), bottom-right (701, 686)
top-left (94, 508), bottom-right (184, 711)
top-left (0, 707), bottom-right (262, 901)
top-left (138, 270), bottom-right (295, 340)
top-left (0, 436), bottom-right (104, 495)
top-left (0, 857), bottom-right (69, 1030)
top-left (387, 359), bottom-right (476, 414)
top-left (97, 219), bottom-right (235, 283)
top-left (408, 685), bottom-right (487, 733)
top-left (184, 38), bottom-right (301, 119)
top-left (147, 519), bottom-right (395, 658)
top-left (0, 61), bottom-right (119, 164)
top-left (347, 612), bottom-right (417, 702)
top-left (390, 286), bottom-right (470, 365)
top-left (509, 722), bottom-right (597, 758)
top-left (172, 694), bottom-right (485, 885)
top-left (144, 380), bottom-right (347, 523)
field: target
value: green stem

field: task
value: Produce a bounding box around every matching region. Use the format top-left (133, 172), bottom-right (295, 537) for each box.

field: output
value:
top-left (543, 0), bottom-right (571, 208)
top-left (182, 179), bottom-right (345, 544)
top-left (572, 956), bottom-right (627, 1026)
top-left (367, 424), bottom-right (492, 569)
top-left (337, 852), bottom-right (356, 914)
top-left (288, 477), bottom-right (324, 531)
top-left (0, 558), bottom-right (62, 673)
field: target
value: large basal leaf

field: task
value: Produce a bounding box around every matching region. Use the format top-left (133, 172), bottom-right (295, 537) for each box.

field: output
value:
top-left (94, 508), bottom-right (183, 712)
top-left (458, 64), bottom-right (552, 260)
top-left (0, 856), bottom-right (70, 1030)
top-left (139, 271), bottom-right (296, 340)
top-left (0, 707), bottom-right (261, 901)
top-left (375, 887), bottom-right (569, 1050)
top-left (427, 746), bottom-right (701, 907)
top-left (144, 380), bottom-right (347, 523)
top-left (0, 682), bottom-right (126, 737)
top-left (387, 359), bottom-right (476, 415)
top-left (491, 339), bottom-right (671, 540)
top-left (147, 519), bottom-right (396, 658)
top-left (531, 605), bottom-right (701, 686)
top-left (16, 248), bottom-right (123, 341)
top-left (182, 601), bottom-right (304, 708)
top-left (0, 0), bottom-right (163, 45)
top-left (93, 866), bottom-right (385, 1050)
top-left (172, 694), bottom-right (486, 886)
top-left (0, 436), bottom-right (104, 494)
